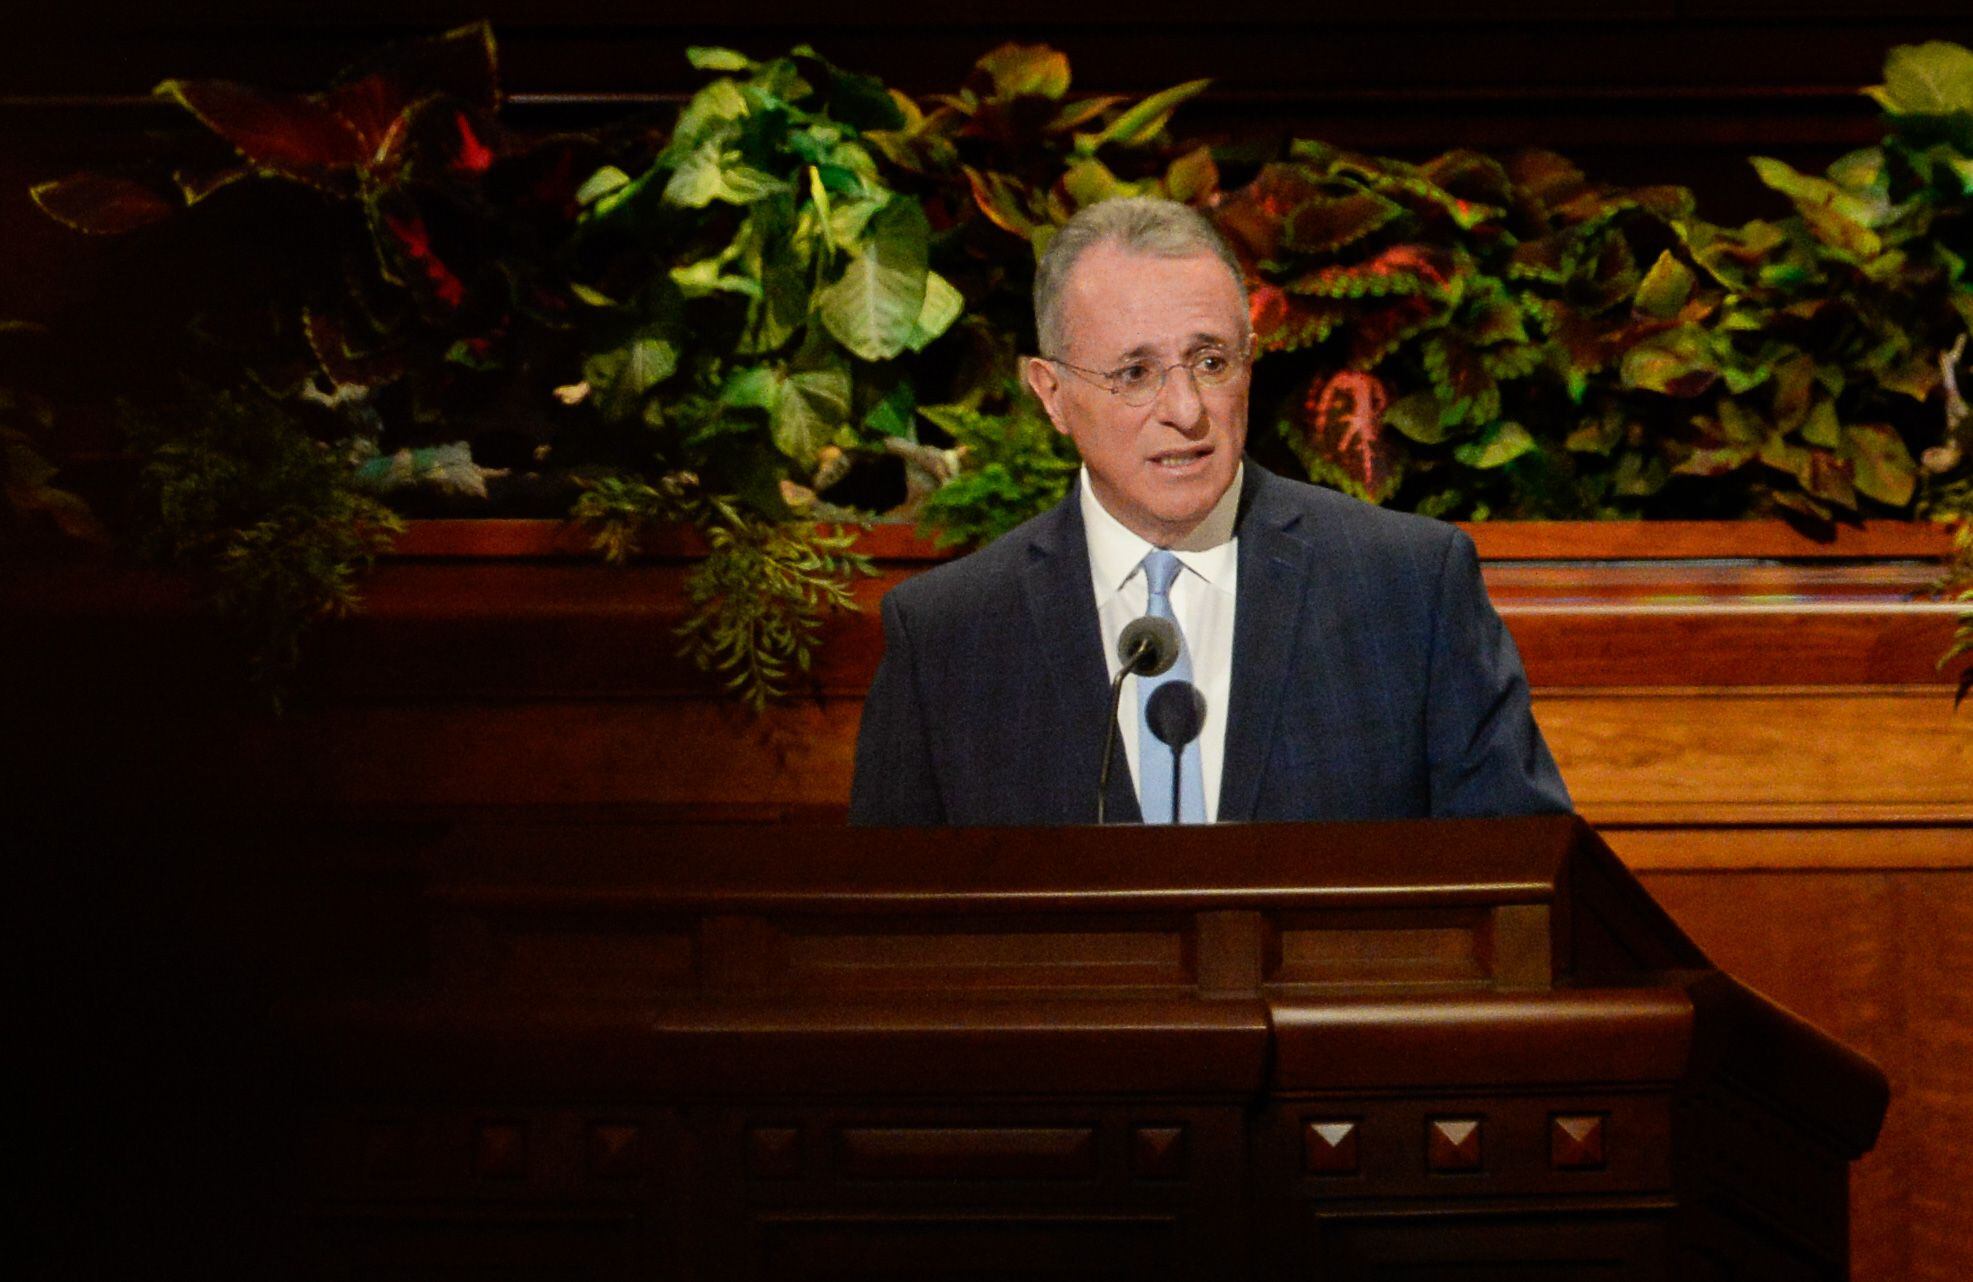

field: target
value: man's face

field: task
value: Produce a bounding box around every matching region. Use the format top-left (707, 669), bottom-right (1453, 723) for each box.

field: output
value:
top-left (1024, 241), bottom-right (1252, 547)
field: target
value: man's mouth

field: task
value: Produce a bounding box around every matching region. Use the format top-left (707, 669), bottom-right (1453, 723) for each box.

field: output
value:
top-left (1150, 446), bottom-right (1212, 470)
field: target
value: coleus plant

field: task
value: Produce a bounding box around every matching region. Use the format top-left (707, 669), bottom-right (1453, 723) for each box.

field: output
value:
top-left (1219, 140), bottom-right (1712, 519)
top-left (1222, 41), bottom-right (1972, 526)
top-left (31, 22), bottom-right (600, 492)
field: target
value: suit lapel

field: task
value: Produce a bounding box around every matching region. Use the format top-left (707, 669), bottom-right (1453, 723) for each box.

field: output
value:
top-left (1019, 491), bottom-right (1142, 823)
top-left (1219, 467), bottom-right (1319, 821)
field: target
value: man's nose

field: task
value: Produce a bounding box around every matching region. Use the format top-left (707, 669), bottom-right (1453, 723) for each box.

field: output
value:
top-left (1153, 363), bottom-right (1208, 430)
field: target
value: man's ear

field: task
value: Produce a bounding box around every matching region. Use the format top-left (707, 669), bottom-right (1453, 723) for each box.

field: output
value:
top-left (1023, 357), bottom-right (1068, 436)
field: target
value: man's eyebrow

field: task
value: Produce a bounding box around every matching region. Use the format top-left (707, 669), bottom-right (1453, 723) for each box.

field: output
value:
top-left (1111, 332), bottom-right (1237, 361)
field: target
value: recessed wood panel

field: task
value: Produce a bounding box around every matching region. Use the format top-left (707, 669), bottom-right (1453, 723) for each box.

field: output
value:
top-left (834, 1127), bottom-right (1099, 1182)
top-left (785, 923), bottom-right (1190, 992)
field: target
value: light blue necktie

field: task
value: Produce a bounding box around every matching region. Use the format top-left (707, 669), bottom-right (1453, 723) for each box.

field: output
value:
top-left (1138, 549), bottom-right (1207, 824)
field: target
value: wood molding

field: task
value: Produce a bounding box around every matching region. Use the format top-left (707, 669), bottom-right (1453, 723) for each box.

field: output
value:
top-left (384, 517), bottom-right (1956, 563)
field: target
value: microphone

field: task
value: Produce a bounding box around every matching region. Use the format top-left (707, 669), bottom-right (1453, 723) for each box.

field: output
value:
top-left (1096, 615), bottom-right (1182, 823)
top-left (1118, 616), bottom-right (1179, 678)
top-left (1145, 680), bottom-right (1207, 823)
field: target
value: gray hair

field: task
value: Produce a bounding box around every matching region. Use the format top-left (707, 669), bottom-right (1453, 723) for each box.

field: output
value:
top-left (1032, 196), bottom-right (1249, 358)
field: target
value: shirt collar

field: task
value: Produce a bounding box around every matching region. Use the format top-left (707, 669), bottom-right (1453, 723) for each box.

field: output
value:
top-left (1080, 462), bottom-right (1243, 600)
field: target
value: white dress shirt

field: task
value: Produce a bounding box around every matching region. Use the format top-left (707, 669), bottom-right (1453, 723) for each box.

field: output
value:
top-left (1079, 464), bottom-right (1243, 822)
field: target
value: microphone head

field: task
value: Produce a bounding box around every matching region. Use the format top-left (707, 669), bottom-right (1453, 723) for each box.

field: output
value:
top-left (1145, 680), bottom-right (1207, 749)
top-left (1118, 615), bottom-right (1180, 677)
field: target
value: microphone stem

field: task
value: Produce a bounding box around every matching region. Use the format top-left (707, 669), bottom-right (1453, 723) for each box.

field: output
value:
top-left (1097, 638), bottom-right (1152, 824)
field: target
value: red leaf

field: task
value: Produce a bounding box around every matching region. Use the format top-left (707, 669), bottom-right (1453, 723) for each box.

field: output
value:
top-left (30, 172), bottom-right (176, 234)
top-left (1250, 284), bottom-right (1342, 354)
top-left (1304, 370), bottom-right (1398, 497)
top-left (325, 20), bottom-right (500, 137)
top-left (453, 110), bottom-right (495, 174)
top-left (158, 79), bottom-right (364, 182)
top-left (1348, 295), bottom-right (1440, 369)
top-left (380, 209), bottom-right (466, 309)
top-left (1212, 164), bottom-right (1325, 267)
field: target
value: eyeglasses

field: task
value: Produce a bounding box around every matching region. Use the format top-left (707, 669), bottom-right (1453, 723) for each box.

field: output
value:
top-left (1043, 348), bottom-right (1250, 407)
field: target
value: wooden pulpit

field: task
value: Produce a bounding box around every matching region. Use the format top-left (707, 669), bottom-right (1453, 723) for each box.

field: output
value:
top-left (254, 815), bottom-right (1887, 1279)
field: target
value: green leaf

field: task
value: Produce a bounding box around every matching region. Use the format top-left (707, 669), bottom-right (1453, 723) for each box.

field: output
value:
top-left (1621, 330), bottom-right (1717, 398)
top-left (1866, 42), bottom-right (1973, 116)
top-left (1846, 422), bottom-right (1917, 507)
top-left (903, 270), bottom-right (964, 352)
top-left (569, 281), bottom-right (621, 307)
top-left (1076, 78), bottom-right (1210, 151)
top-left (975, 44), bottom-right (1072, 99)
top-left (771, 353), bottom-right (852, 465)
top-left (583, 333), bottom-right (678, 422)
top-left (721, 365), bottom-right (780, 410)
top-left (1384, 391), bottom-right (1452, 445)
top-left (817, 198), bottom-right (930, 362)
top-left (1801, 399), bottom-right (1841, 448)
top-left (1633, 250), bottom-right (1694, 319)
top-left (670, 256), bottom-right (760, 299)
top-left (687, 46), bottom-right (756, 72)
top-left (1164, 146), bottom-right (1219, 203)
top-left (664, 141), bottom-right (787, 208)
top-left (861, 379), bottom-right (917, 439)
top-left (1453, 421), bottom-right (1536, 469)
top-left (575, 166), bottom-right (631, 207)
top-left (1565, 412), bottom-right (1624, 455)
top-left (1063, 157), bottom-right (1136, 209)
top-left (1673, 440), bottom-right (1757, 477)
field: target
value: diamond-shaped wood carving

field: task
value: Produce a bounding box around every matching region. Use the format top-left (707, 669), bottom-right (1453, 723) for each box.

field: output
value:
top-left (1427, 1117), bottom-right (1482, 1172)
top-left (1132, 1125), bottom-right (1187, 1180)
top-left (1303, 1119), bottom-right (1359, 1174)
top-left (747, 1126), bottom-right (802, 1180)
top-left (1551, 1114), bottom-right (1606, 1170)
top-left (587, 1122), bottom-right (645, 1180)
top-left (473, 1121), bottom-right (527, 1180)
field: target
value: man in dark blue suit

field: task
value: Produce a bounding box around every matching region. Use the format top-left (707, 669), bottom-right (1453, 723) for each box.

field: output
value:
top-left (850, 198), bottom-right (1569, 825)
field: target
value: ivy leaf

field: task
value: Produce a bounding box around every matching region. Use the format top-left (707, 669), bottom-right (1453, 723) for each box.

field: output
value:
top-left (575, 166), bottom-right (631, 207)
top-left (770, 351), bottom-right (852, 466)
top-left (584, 332), bottom-right (678, 423)
top-left (862, 379), bottom-right (917, 439)
top-left (664, 140), bottom-right (786, 208)
top-left (1454, 421), bottom-right (1536, 470)
top-left (1846, 422), bottom-right (1917, 507)
top-left (902, 270), bottom-right (964, 352)
top-left (29, 172), bottom-right (177, 234)
top-left (817, 198), bottom-right (930, 362)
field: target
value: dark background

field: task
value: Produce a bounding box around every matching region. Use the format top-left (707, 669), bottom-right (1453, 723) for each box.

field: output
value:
top-left (6, 1), bottom-right (1971, 327)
